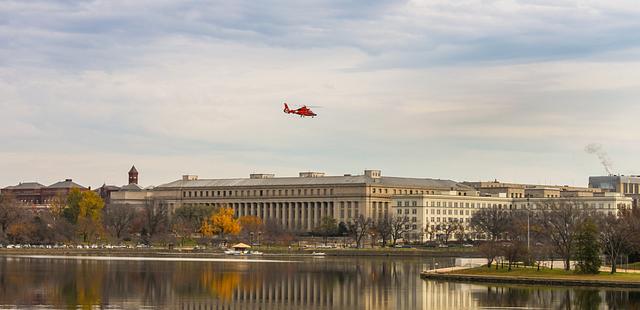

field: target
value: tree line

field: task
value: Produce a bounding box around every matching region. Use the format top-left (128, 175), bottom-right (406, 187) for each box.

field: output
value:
top-left (470, 200), bottom-right (640, 274)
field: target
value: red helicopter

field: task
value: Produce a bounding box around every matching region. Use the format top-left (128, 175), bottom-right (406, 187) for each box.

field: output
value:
top-left (283, 103), bottom-right (317, 118)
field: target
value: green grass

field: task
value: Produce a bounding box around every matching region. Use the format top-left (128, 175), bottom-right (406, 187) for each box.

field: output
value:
top-left (453, 266), bottom-right (640, 282)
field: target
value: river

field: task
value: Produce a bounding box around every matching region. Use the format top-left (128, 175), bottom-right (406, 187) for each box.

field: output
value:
top-left (0, 255), bottom-right (638, 309)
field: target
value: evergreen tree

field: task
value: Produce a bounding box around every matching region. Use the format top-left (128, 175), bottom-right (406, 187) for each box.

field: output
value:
top-left (574, 219), bottom-right (601, 274)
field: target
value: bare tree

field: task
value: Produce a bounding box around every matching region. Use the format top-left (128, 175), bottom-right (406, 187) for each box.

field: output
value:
top-left (436, 222), bottom-right (461, 245)
top-left (136, 200), bottom-right (169, 245)
top-left (537, 200), bottom-right (588, 271)
top-left (598, 211), bottom-right (635, 274)
top-left (347, 215), bottom-right (372, 248)
top-left (0, 193), bottom-right (20, 241)
top-left (389, 215), bottom-right (410, 246)
top-left (470, 206), bottom-right (511, 241)
top-left (103, 204), bottom-right (136, 241)
top-left (374, 217), bottom-right (392, 247)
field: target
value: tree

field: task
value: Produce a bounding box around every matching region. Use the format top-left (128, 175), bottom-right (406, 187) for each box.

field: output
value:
top-left (436, 222), bottom-right (460, 245)
top-left (470, 206), bottom-right (511, 241)
top-left (314, 216), bottom-right (337, 245)
top-left (374, 217), bottom-right (392, 247)
top-left (137, 201), bottom-right (169, 245)
top-left (174, 205), bottom-right (216, 234)
top-left (75, 190), bottom-right (105, 242)
top-left (103, 204), bottom-right (135, 241)
top-left (62, 189), bottom-right (84, 224)
top-left (389, 215), bottom-right (410, 246)
top-left (575, 219), bottom-right (602, 274)
top-left (0, 193), bottom-right (20, 241)
top-left (201, 207), bottom-right (241, 243)
top-left (478, 242), bottom-right (500, 268)
top-left (239, 216), bottom-right (264, 244)
top-left (502, 240), bottom-right (528, 271)
top-left (347, 215), bottom-right (372, 248)
top-left (537, 200), bottom-right (586, 271)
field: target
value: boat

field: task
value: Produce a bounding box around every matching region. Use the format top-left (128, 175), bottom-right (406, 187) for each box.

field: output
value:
top-left (311, 252), bottom-right (326, 256)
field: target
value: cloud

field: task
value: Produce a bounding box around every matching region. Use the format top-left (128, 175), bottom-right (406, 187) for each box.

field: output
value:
top-left (1, 0), bottom-right (640, 187)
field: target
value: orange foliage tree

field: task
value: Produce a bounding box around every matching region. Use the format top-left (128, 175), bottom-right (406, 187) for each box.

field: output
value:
top-left (201, 208), bottom-right (241, 242)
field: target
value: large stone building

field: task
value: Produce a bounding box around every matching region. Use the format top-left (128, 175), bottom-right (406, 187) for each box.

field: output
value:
top-left (111, 169), bottom-right (477, 231)
top-left (394, 191), bottom-right (631, 242)
top-left (111, 169), bottom-right (633, 241)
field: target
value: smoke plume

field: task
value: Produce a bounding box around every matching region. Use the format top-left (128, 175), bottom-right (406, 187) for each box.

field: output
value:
top-left (584, 143), bottom-right (614, 175)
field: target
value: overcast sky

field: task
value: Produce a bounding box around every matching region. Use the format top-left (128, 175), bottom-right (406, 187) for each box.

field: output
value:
top-left (2, 0), bottom-right (640, 188)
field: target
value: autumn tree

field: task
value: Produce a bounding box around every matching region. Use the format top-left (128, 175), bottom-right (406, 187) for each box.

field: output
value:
top-left (75, 190), bottom-right (105, 242)
top-left (347, 215), bottom-right (372, 248)
top-left (201, 207), bottom-right (241, 244)
top-left (174, 205), bottom-right (215, 234)
top-left (314, 216), bottom-right (337, 245)
top-left (103, 204), bottom-right (136, 241)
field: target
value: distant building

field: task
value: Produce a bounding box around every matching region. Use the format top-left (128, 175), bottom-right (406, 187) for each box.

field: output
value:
top-left (95, 184), bottom-right (121, 204)
top-left (0, 182), bottom-right (46, 204)
top-left (1, 179), bottom-right (88, 207)
top-left (129, 165), bottom-right (139, 185)
top-left (589, 175), bottom-right (640, 207)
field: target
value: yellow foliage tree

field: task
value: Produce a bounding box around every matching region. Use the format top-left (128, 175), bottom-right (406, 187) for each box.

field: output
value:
top-left (201, 207), bottom-right (241, 240)
top-left (76, 190), bottom-right (105, 242)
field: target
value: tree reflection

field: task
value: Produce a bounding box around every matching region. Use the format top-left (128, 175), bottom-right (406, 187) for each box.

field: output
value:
top-left (0, 257), bottom-right (638, 309)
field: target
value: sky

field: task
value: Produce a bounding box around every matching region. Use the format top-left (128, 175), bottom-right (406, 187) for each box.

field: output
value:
top-left (2, 0), bottom-right (640, 188)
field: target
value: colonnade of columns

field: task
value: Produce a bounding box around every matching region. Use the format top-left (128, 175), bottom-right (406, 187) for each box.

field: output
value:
top-left (227, 201), bottom-right (335, 231)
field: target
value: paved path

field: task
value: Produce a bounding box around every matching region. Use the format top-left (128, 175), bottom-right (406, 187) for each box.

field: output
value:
top-left (423, 266), bottom-right (472, 274)
top-left (425, 265), bottom-right (640, 275)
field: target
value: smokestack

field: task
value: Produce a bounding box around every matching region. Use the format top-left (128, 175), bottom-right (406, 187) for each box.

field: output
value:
top-left (584, 143), bottom-right (614, 175)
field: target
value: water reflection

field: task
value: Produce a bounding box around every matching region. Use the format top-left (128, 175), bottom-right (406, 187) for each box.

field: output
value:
top-left (0, 256), bottom-right (638, 309)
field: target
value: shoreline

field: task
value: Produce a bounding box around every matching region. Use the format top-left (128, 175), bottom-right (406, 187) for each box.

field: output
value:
top-left (0, 248), bottom-right (478, 258)
top-left (421, 268), bottom-right (640, 289)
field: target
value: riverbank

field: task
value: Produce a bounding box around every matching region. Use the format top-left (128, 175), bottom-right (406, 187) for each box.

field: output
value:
top-left (421, 266), bottom-right (640, 288)
top-left (0, 246), bottom-right (478, 258)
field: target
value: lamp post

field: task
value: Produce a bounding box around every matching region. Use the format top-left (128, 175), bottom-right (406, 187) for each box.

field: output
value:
top-left (526, 196), bottom-right (530, 251)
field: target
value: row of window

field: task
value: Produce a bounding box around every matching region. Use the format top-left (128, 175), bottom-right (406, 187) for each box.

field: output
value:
top-left (183, 188), bottom-right (335, 198)
top-left (396, 200), bottom-right (506, 209)
top-left (371, 188), bottom-right (438, 195)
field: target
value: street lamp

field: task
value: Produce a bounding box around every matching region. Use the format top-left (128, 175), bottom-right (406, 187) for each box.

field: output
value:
top-left (526, 196), bottom-right (530, 251)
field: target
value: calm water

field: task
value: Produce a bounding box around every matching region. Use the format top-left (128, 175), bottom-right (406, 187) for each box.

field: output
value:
top-left (0, 255), bottom-right (638, 309)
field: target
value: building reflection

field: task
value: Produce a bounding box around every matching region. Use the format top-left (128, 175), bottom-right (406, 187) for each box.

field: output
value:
top-left (0, 257), bottom-right (638, 309)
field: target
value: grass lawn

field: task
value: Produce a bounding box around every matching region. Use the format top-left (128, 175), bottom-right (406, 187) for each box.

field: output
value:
top-left (453, 266), bottom-right (640, 282)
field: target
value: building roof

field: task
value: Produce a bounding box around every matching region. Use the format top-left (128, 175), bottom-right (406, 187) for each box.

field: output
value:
top-left (47, 179), bottom-right (87, 190)
top-left (3, 182), bottom-right (46, 190)
top-left (129, 165), bottom-right (138, 174)
top-left (95, 184), bottom-right (121, 191)
top-left (120, 183), bottom-right (143, 191)
top-left (157, 174), bottom-right (472, 191)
